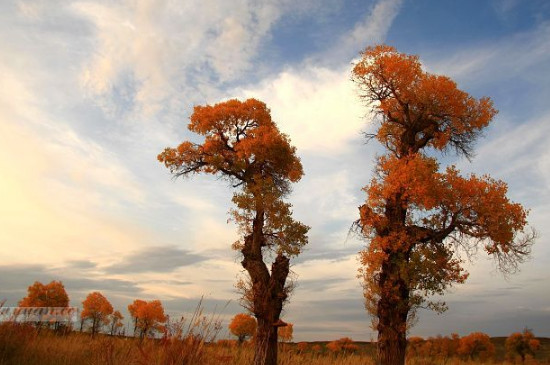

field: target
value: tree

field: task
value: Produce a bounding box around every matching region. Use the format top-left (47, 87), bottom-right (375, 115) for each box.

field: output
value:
top-left (19, 280), bottom-right (69, 307)
top-left (229, 313), bottom-right (257, 344)
top-left (131, 299), bottom-right (167, 339)
top-left (109, 310), bottom-right (124, 336)
top-left (19, 280), bottom-right (69, 329)
top-left (278, 322), bottom-right (293, 343)
top-left (81, 291), bottom-right (113, 338)
top-left (352, 45), bottom-right (534, 365)
top-left (458, 332), bottom-right (495, 361)
top-left (506, 328), bottom-right (540, 363)
top-left (296, 342), bottom-right (308, 353)
top-left (158, 98), bottom-right (309, 365)
top-left (128, 299), bottom-right (146, 336)
top-left (327, 337), bottom-right (359, 354)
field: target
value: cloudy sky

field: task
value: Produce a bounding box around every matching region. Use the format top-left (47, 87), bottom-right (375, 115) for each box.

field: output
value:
top-left (1, 0), bottom-right (550, 341)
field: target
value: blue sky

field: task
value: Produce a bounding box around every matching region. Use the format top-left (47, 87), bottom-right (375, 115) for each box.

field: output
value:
top-left (1, 0), bottom-right (549, 341)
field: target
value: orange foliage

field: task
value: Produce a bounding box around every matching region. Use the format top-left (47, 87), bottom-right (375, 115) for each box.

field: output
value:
top-left (81, 292), bottom-right (113, 337)
top-left (228, 313), bottom-right (256, 344)
top-left (19, 281), bottom-right (69, 308)
top-left (352, 44), bottom-right (534, 365)
top-left (158, 98), bottom-right (308, 365)
top-left (506, 328), bottom-right (540, 363)
top-left (407, 334), bottom-right (460, 360)
top-left (158, 98), bottom-right (308, 257)
top-left (326, 337), bottom-right (359, 353)
top-left (278, 322), bottom-right (293, 343)
top-left (311, 344), bottom-right (323, 353)
top-left (458, 332), bottom-right (495, 361)
top-left (109, 310), bottom-right (124, 336)
top-left (296, 342), bottom-right (308, 352)
top-left (352, 44), bottom-right (496, 158)
top-left (129, 299), bottom-right (167, 339)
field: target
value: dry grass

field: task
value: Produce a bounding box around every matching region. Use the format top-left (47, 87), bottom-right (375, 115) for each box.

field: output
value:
top-left (1, 323), bottom-right (549, 365)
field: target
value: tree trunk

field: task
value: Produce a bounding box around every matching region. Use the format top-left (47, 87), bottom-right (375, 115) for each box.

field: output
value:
top-left (376, 255), bottom-right (409, 365)
top-left (254, 318), bottom-right (278, 365)
top-left (91, 317), bottom-right (97, 338)
top-left (241, 206), bottom-right (291, 365)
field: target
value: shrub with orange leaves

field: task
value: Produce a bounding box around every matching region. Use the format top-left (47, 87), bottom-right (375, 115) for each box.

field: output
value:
top-left (311, 344), bottom-right (323, 353)
top-left (506, 328), bottom-right (540, 363)
top-left (278, 322), bottom-right (293, 343)
top-left (296, 342), bottom-right (308, 352)
top-left (326, 337), bottom-right (359, 354)
top-left (458, 332), bottom-right (495, 361)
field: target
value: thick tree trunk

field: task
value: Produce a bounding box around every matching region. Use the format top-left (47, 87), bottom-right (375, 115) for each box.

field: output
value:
top-left (376, 256), bottom-right (409, 365)
top-left (241, 207), bottom-right (291, 365)
top-left (254, 318), bottom-right (278, 365)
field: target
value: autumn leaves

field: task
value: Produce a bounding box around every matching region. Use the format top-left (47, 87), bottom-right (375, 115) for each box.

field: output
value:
top-left (352, 45), bottom-right (533, 365)
top-left (159, 45), bottom-right (533, 365)
top-left (159, 98), bottom-right (308, 365)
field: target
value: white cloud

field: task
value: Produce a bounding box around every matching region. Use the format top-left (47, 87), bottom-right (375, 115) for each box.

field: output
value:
top-left (334, 0), bottom-right (403, 58)
top-left (234, 65), bottom-right (366, 153)
top-left (72, 0), bottom-right (294, 117)
top-left (0, 61), bottom-right (152, 266)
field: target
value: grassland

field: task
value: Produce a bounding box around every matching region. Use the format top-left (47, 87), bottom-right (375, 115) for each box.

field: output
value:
top-left (1, 323), bottom-right (549, 364)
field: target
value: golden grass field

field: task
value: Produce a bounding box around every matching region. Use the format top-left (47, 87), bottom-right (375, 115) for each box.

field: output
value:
top-left (1, 323), bottom-right (549, 365)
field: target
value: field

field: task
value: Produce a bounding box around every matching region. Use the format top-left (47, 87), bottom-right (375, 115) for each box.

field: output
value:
top-left (1, 323), bottom-right (549, 365)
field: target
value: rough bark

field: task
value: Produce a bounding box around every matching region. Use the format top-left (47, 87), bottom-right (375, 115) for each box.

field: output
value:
top-left (376, 195), bottom-right (410, 365)
top-left (376, 256), bottom-right (409, 365)
top-left (241, 207), bottom-right (290, 365)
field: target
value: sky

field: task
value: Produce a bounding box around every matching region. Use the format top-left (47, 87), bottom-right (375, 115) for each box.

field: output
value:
top-left (1, 0), bottom-right (550, 342)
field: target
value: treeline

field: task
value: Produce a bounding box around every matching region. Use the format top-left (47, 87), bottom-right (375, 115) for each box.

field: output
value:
top-left (10, 280), bottom-right (168, 339)
top-left (407, 331), bottom-right (541, 363)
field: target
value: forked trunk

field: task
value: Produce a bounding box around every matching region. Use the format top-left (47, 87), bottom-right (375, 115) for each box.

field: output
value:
top-left (241, 207), bottom-right (290, 365)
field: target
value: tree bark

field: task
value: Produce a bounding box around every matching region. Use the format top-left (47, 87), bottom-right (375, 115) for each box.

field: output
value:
top-left (241, 206), bottom-right (291, 365)
top-left (254, 318), bottom-right (278, 365)
top-left (376, 255), bottom-right (409, 365)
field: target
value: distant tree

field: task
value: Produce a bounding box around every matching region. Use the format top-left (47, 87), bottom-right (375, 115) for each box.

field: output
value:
top-left (506, 328), bottom-right (540, 364)
top-left (458, 332), bottom-right (495, 361)
top-left (278, 322), bottom-right (293, 343)
top-left (19, 280), bottom-right (69, 307)
top-left (109, 310), bottom-right (124, 336)
top-left (158, 98), bottom-right (309, 365)
top-left (19, 280), bottom-right (69, 329)
top-left (81, 292), bottom-right (113, 338)
top-left (229, 313), bottom-right (257, 344)
top-left (133, 299), bottom-right (166, 339)
top-left (327, 337), bottom-right (359, 354)
top-left (311, 344), bottom-right (323, 353)
top-left (296, 342), bottom-right (308, 353)
top-left (128, 299), bottom-right (146, 336)
top-left (352, 45), bottom-right (535, 365)
top-left (406, 336), bottom-right (424, 359)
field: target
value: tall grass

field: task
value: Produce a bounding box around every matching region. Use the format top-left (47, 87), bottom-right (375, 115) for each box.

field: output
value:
top-left (1, 309), bottom-right (549, 365)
